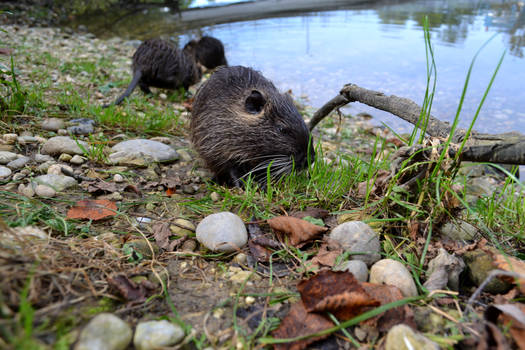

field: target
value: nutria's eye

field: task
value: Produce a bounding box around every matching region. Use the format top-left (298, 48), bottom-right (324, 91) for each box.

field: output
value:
top-left (245, 90), bottom-right (266, 114)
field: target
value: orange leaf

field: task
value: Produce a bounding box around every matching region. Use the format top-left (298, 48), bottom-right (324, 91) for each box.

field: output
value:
top-left (67, 199), bottom-right (117, 221)
top-left (487, 250), bottom-right (525, 294)
top-left (267, 216), bottom-right (327, 246)
top-left (271, 301), bottom-right (333, 350)
top-left (298, 270), bottom-right (379, 321)
top-left (166, 187), bottom-right (176, 197)
top-left (310, 241), bottom-right (343, 268)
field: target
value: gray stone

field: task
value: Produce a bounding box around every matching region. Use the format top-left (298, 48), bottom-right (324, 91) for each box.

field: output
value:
top-left (74, 313), bottom-right (132, 350)
top-left (110, 139), bottom-right (179, 164)
top-left (369, 259), bottom-right (418, 297)
top-left (37, 161), bottom-right (56, 173)
top-left (35, 184), bottom-right (56, 198)
top-left (463, 250), bottom-right (512, 294)
top-left (133, 320), bottom-right (184, 350)
top-left (466, 176), bottom-right (499, 198)
top-left (17, 135), bottom-right (37, 144)
top-left (12, 172), bottom-right (27, 181)
top-left (333, 260), bottom-right (369, 282)
top-left (32, 174), bottom-right (77, 191)
top-left (7, 156), bottom-right (31, 170)
top-left (48, 164), bottom-right (73, 176)
top-left (328, 221), bottom-right (381, 266)
top-left (34, 154), bottom-right (54, 163)
top-left (177, 149), bottom-right (192, 162)
top-left (70, 155), bottom-right (86, 164)
top-left (108, 151), bottom-right (153, 167)
top-left (41, 118), bottom-right (65, 131)
top-left (0, 151), bottom-right (18, 164)
top-left (57, 129), bottom-right (68, 136)
top-left (113, 174), bottom-right (124, 183)
top-left (68, 123), bottom-right (94, 135)
top-left (171, 219), bottom-right (195, 236)
top-left (196, 212), bottom-right (248, 252)
top-left (439, 220), bottom-right (478, 241)
top-left (41, 136), bottom-right (88, 156)
top-left (385, 324), bottom-right (439, 350)
top-left (19, 184), bottom-right (35, 197)
top-left (0, 165), bottom-right (12, 178)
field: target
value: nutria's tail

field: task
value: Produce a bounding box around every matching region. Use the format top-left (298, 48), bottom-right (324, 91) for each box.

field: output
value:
top-left (103, 70), bottom-right (142, 108)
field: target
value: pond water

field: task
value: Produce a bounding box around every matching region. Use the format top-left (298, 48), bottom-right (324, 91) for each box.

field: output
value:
top-left (75, 0), bottom-right (525, 135)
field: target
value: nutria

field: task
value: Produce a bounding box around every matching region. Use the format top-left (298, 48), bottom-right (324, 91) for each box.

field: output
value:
top-left (191, 66), bottom-right (314, 187)
top-left (183, 36), bottom-right (227, 70)
top-left (107, 38), bottom-right (201, 106)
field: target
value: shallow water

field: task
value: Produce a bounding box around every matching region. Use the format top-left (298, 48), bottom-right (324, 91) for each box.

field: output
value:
top-left (75, 0), bottom-right (525, 135)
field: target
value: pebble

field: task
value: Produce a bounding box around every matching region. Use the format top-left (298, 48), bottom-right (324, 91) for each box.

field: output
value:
top-left (385, 324), bottom-right (439, 350)
top-left (48, 164), bottom-right (73, 176)
top-left (57, 129), bottom-right (68, 136)
top-left (333, 260), bottom-right (369, 282)
top-left (32, 174), bottom-right (77, 192)
top-left (0, 165), bottom-right (12, 178)
top-left (369, 259), bottom-right (418, 297)
top-left (328, 221), bottom-right (381, 266)
top-left (150, 136), bottom-right (171, 144)
top-left (181, 239), bottom-right (197, 252)
top-left (133, 320), bottom-right (184, 350)
top-left (171, 219), bottom-right (195, 236)
top-left (41, 117), bottom-right (65, 131)
top-left (68, 118), bottom-right (96, 135)
top-left (0, 151), bottom-right (18, 164)
top-left (159, 93), bottom-right (168, 100)
top-left (110, 139), bottom-right (179, 164)
top-left (41, 136), bottom-right (88, 155)
top-left (19, 184), bottom-right (35, 197)
top-left (196, 212), bottom-right (248, 252)
top-left (123, 239), bottom-right (159, 260)
top-left (58, 153), bottom-right (73, 162)
top-left (466, 176), bottom-right (499, 198)
top-left (17, 135), bottom-right (38, 144)
top-left (210, 192), bottom-right (220, 202)
top-left (34, 154), bottom-right (54, 163)
top-left (182, 184), bottom-right (196, 194)
top-left (70, 155), bottom-right (86, 164)
top-left (34, 136), bottom-right (46, 143)
top-left (176, 149), bottom-right (192, 162)
top-left (35, 184), bottom-right (56, 198)
top-left (439, 219), bottom-right (478, 241)
top-left (7, 156), bottom-right (31, 170)
top-left (2, 133), bottom-right (17, 144)
top-left (74, 313), bottom-right (132, 350)
top-left (12, 172), bottom-right (27, 181)
top-left (37, 161), bottom-right (56, 173)
top-left (463, 250), bottom-right (512, 294)
top-left (425, 248), bottom-right (465, 291)
top-left (113, 174), bottom-right (124, 182)
top-left (233, 252), bottom-right (248, 265)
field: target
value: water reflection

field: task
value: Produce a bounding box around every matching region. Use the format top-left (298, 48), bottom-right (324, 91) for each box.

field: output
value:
top-left (73, 0), bottom-right (525, 134)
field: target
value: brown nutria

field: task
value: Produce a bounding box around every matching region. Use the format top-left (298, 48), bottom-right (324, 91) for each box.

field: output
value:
top-left (107, 38), bottom-right (201, 106)
top-left (183, 36), bottom-right (227, 70)
top-left (191, 65), bottom-right (315, 187)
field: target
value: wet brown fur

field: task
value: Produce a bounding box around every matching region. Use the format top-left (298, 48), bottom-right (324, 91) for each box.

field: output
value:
top-left (183, 36), bottom-right (227, 70)
top-left (191, 66), bottom-right (314, 187)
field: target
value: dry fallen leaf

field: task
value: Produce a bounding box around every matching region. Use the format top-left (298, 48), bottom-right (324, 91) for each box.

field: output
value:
top-left (268, 216), bottom-right (327, 246)
top-left (310, 241), bottom-right (343, 268)
top-left (107, 274), bottom-right (156, 302)
top-left (67, 199), bottom-right (117, 221)
top-left (488, 251), bottom-right (525, 294)
top-left (298, 270), bottom-right (379, 321)
top-left (83, 179), bottom-right (118, 194)
top-left (361, 282), bottom-right (414, 332)
top-left (271, 301), bottom-right (333, 350)
top-left (487, 303), bottom-right (525, 350)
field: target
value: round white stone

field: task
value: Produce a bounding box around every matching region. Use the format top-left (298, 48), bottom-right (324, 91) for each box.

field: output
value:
top-left (196, 212), bottom-right (248, 252)
top-left (369, 259), bottom-right (418, 297)
top-left (329, 221), bottom-right (381, 266)
top-left (133, 320), bottom-right (184, 350)
top-left (35, 185), bottom-right (56, 198)
top-left (0, 165), bottom-right (12, 178)
top-left (334, 260), bottom-right (369, 282)
top-left (74, 313), bottom-right (132, 350)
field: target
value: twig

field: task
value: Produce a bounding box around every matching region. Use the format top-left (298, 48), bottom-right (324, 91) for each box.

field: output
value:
top-left (307, 94), bottom-right (350, 131)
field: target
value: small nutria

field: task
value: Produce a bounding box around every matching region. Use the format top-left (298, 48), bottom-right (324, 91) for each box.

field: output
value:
top-left (183, 36), bottom-right (227, 70)
top-left (191, 66), bottom-right (315, 187)
top-left (108, 38), bottom-right (201, 106)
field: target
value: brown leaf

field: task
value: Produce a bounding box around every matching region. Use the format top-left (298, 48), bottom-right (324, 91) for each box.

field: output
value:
top-left (298, 270), bottom-right (379, 321)
top-left (67, 199), bottom-right (117, 221)
top-left (487, 304), bottom-right (525, 350)
top-left (0, 47), bottom-right (14, 55)
top-left (152, 222), bottom-right (172, 251)
top-left (271, 301), bottom-right (333, 350)
top-left (268, 216), bottom-right (327, 246)
top-left (361, 282), bottom-right (414, 332)
top-left (107, 274), bottom-right (156, 302)
top-left (310, 241), bottom-right (343, 268)
top-left (84, 179), bottom-right (118, 194)
top-left (248, 240), bottom-right (272, 262)
top-left (123, 184), bottom-right (141, 195)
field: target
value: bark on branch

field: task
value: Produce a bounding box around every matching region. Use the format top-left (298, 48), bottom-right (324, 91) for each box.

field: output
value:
top-left (308, 83), bottom-right (525, 165)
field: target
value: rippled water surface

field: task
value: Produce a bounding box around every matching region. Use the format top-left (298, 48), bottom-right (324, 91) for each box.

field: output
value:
top-left (77, 0), bottom-right (525, 134)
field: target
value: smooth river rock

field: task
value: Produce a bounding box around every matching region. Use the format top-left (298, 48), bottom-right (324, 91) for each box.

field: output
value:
top-left (133, 320), bottom-right (184, 350)
top-left (7, 156), bottom-right (31, 170)
top-left (328, 221), bottom-right (381, 266)
top-left (385, 324), bottom-right (439, 350)
top-left (196, 212), bottom-right (248, 252)
top-left (41, 136), bottom-right (88, 156)
top-left (110, 139), bottom-right (179, 165)
top-left (0, 165), bottom-right (12, 178)
top-left (41, 117), bottom-right (65, 131)
top-left (32, 174), bottom-right (77, 191)
top-left (369, 259), bottom-right (418, 297)
top-left (0, 151), bottom-right (18, 164)
top-left (74, 313), bottom-right (132, 350)
top-left (333, 260), bottom-right (369, 282)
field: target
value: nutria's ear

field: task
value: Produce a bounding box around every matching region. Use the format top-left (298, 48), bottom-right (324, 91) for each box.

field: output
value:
top-left (245, 90), bottom-right (266, 114)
